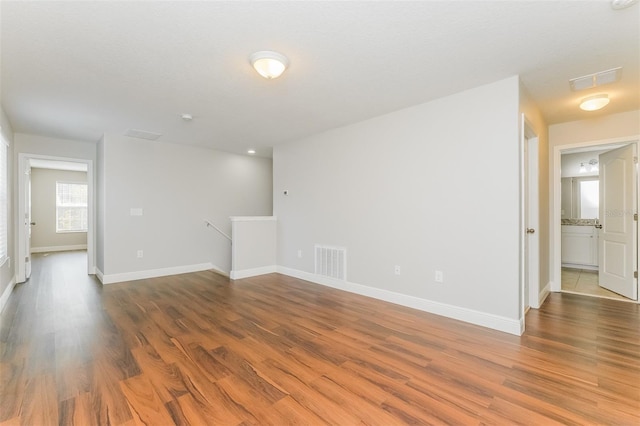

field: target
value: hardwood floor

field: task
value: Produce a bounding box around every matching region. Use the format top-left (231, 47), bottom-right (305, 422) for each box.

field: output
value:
top-left (1, 251), bottom-right (639, 425)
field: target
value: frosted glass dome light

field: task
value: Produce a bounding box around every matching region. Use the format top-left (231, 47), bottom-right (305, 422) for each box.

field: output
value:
top-left (250, 51), bottom-right (289, 79)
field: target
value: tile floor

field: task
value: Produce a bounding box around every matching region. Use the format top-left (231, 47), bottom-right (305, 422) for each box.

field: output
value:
top-left (561, 267), bottom-right (629, 301)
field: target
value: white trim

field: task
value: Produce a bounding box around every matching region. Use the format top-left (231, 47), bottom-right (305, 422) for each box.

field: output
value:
top-left (17, 154), bottom-right (96, 282)
top-left (561, 263), bottom-right (598, 271)
top-left (277, 266), bottom-right (523, 336)
top-left (551, 135), bottom-right (640, 301)
top-left (31, 244), bottom-right (87, 253)
top-left (230, 216), bottom-right (277, 222)
top-left (230, 265), bottom-right (277, 280)
top-left (96, 267), bottom-right (104, 283)
top-left (539, 282), bottom-right (551, 307)
top-left (100, 262), bottom-right (221, 285)
top-left (0, 276), bottom-right (16, 313)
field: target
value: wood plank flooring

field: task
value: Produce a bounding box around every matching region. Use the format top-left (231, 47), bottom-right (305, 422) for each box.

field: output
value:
top-left (1, 251), bottom-right (639, 425)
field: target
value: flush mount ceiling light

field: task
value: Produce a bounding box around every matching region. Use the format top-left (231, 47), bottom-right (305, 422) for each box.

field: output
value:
top-left (247, 149), bottom-right (256, 155)
top-left (250, 51), bottom-right (289, 79)
top-left (579, 94), bottom-right (610, 111)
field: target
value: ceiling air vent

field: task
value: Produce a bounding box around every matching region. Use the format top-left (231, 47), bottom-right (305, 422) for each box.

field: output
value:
top-left (124, 129), bottom-right (162, 141)
top-left (569, 67), bottom-right (622, 91)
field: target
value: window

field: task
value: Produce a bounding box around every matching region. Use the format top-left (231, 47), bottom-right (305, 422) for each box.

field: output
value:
top-left (571, 176), bottom-right (599, 219)
top-left (0, 134), bottom-right (7, 265)
top-left (579, 179), bottom-right (599, 219)
top-left (56, 182), bottom-right (88, 232)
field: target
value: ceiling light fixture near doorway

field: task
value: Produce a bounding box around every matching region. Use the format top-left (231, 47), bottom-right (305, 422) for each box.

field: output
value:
top-left (181, 113), bottom-right (193, 121)
top-left (579, 94), bottom-right (610, 111)
top-left (250, 51), bottom-right (289, 79)
top-left (247, 149), bottom-right (256, 155)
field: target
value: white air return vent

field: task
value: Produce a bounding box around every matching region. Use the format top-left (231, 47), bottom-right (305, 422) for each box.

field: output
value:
top-left (315, 244), bottom-right (347, 280)
top-left (569, 67), bottom-right (622, 91)
top-left (124, 129), bottom-right (162, 141)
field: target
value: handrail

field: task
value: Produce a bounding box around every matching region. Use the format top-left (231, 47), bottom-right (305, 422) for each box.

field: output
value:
top-left (204, 219), bottom-right (232, 242)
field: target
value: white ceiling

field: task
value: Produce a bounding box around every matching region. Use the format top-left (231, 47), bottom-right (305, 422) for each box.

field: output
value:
top-left (1, 1), bottom-right (639, 157)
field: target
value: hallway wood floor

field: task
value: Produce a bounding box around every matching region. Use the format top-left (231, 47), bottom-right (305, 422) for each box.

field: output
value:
top-left (1, 251), bottom-right (639, 425)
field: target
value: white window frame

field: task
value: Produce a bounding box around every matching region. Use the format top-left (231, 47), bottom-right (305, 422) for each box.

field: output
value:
top-left (56, 181), bottom-right (88, 233)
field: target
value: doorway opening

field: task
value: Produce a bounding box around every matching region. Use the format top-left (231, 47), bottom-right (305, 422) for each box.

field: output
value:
top-left (552, 138), bottom-right (638, 303)
top-left (17, 154), bottom-right (95, 283)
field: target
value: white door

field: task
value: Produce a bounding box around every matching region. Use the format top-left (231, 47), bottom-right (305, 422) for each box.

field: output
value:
top-left (525, 136), bottom-right (539, 310)
top-left (598, 144), bottom-right (637, 300)
top-left (17, 156), bottom-right (33, 283)
top-left (24, 165), bottom-right (32, 280)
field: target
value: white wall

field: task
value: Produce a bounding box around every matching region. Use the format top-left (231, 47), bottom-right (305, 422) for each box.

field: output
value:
top-left (30, 168), bottom-right (88, 251)
top-left (561, 150), bottom-right (608, 178)
top-left (100, 135), bottom-right (272, 281)
top-left (550, 110), bottom-right (640, 147)
top-left (0, 106), bottom-right (15, 311)
top-left (15, 133), bottom-right (96, 161)
top-left (274, 76), bottom-right (522, 333)
top-left (230, 216), bottom-right (277, 279)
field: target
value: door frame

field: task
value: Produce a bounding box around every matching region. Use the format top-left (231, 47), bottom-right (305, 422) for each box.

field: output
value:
top-left (16, 153), bottom-right (95, 282)
top-left (520, 115), bottom-right (540, 325)
top-left (551, 135), bottom-right (640, 301)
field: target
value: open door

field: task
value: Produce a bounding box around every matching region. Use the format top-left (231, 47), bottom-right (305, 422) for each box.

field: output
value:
top-left (524, 135), bottom-right (539, 310)
top-left (25, 165), bottom-right (32, 280)
top-left (17, 157), bottom-right (32, 283)
top-left (598, 144), bottom-right (637, 300)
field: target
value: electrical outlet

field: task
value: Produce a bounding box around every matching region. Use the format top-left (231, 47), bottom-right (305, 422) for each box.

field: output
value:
top-left (435, 270), bottom-right (444, 283)
top-left (137, 250), bottom-right (143, 258)
top-left (297, 250), bottom-right (303, 258)
top-left (394, 265), bottom-right (401, 275)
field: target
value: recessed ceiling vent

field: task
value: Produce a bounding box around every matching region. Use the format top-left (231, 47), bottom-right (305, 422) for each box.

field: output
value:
top-left (569, 67), bottom-right (622, 91)
top-left (124, 129), bottom-right (162, 141)
top-left (315, 244), bottom-right (347, 281)
top-left (611, 0), bottom-right (638, 10)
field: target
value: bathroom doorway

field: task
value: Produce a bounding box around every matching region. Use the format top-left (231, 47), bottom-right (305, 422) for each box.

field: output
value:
top-left (558, 141), bottom-right (637, 301)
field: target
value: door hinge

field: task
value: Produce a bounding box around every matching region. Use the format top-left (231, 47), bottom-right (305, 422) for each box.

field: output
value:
top-left (635, 271), bottom-right (638, 279)
top-left (635, 213), bottom-right (638, 221)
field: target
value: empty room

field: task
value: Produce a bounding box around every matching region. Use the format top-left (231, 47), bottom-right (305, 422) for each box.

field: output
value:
top-left (1, 1), bottom-right (639, 425)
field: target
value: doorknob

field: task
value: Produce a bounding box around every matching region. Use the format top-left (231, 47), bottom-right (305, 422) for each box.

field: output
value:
top-left (594, 224), bottom-right (602, 229)
top-left (526, 228), bottom-right (535, 234)
top-left (30, 222), bottom-right (36, 226)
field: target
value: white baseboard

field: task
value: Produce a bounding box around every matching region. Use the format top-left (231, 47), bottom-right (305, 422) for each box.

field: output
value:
top-left (277, 266), bottom-right (523, 336)
top-left (96, 267), bottom-right (105, 284)
top-left (230, 265), bottom-right (277, 280)
top-left (31, 244), bottom-right (87, 253)
top-left (562, 263), bottom-right (598, 271)
top-left (539, 282), bottom-right (551, 306)
top-left (0, 276), bottom-right (17, 313)
top-left (99, 262), bottom-right (221, 285)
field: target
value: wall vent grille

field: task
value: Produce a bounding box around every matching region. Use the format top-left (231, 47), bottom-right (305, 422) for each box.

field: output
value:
top-left (314, 245), bottom-right (346, 281)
